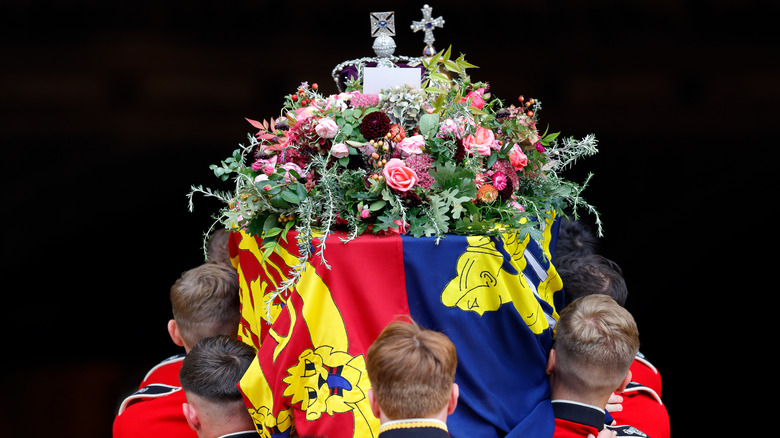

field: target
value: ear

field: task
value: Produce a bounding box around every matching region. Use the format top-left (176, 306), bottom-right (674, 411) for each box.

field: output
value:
top-left (168, 319), bottom-right (185, 348)
top-left (615, 369), bottom-right (632, 394)
top-left (368, 388), bottom-right (382, 420)
top-left (182, 402), bottom-right (200, 432)
top-left (446, 383), bottom-right (459, 415)
top-left (545, 349), bottom-right (556, 376)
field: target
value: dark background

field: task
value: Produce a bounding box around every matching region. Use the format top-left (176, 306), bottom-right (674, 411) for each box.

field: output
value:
top-left (1, 0), bottom-right (775, 436)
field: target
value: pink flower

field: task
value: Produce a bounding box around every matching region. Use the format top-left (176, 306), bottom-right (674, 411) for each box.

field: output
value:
top-left (252, 155), bottom-right (278, 175)
top-left (330, 142), bottom-right (349, 158)
top-left (508, 144), bottom-right (528, 170)
top-left (509, 201), bottom-right (525, 212)
top-left (492, 171), bottom-right (507, 190)
top-left (461, 87), bottom-right (486, 109)
top-left (360, 208), bottom-right (370, 219)
top-left (350, 92), bottom-right (379, 108)
top-left (463, 126), bottom-right (496, 157)
top-left (438, 118), bottom-right (460, 138)
top-left (279, 162), bottom-right (303, 183)
top-left (382, 158), bottom-right (418, 192)
top-left (395, 135), bottom-right (425, 158)
top-left (405, 153), bottom-right (435, 190)
top-left (390, 219), bottom-right (409, 234)
top-left (315, 117), bottom-right (339, 139)
top-left (293, 106), bottom-right (315, 121)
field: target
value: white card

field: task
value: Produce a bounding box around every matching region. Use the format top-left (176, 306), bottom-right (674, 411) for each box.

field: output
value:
top-left (363, 67), bottom-right (421, 95)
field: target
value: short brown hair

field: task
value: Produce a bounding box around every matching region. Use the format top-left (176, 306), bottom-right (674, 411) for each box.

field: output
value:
top-left (207, 228), bottom-right (233, 267)
top-left (365, 319), bottom-right (457, 419)
top-left (179, 335), bottom-right (255, 404)
top-left (170, 262), bottom-right (240, 348)
top-left (554, 294), bottom-right (639, 394)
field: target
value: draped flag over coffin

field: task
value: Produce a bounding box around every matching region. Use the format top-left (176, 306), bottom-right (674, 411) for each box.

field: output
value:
top-left (230, 219), bottom-right (563, 438)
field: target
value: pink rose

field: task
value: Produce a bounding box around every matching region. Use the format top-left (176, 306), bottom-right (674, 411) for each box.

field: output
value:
top-left (461, 87), bottom-right (486, 109)
top-left (315, 117), bottom-right (339, 139)
top-left (438, 118), bottom-right (460, 138)
top-left (382, 158), bottom-right (418, 192)
top-left (395, 135), bottom-right (425, 158)
top-left (508, 144), bottom-right (528, 170)
top-left (252, 155), bottom-right (278, 175)
top-left (279, 162), bottom-right (303, 183)
top-left (331, 142), bottom-right (349, 158)
top-left (360, 208), bottom-right (370, 219)
top-left (463, 126), bottom-right (496, 156)
top-left (390, 219), bottom-right (409, 234)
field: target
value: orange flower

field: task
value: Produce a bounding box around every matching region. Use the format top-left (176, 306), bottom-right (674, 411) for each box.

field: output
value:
top-left (476, 184), bottom-right (498, 203)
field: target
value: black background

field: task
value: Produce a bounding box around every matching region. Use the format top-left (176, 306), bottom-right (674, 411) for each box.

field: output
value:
top-left (1, 1), bottom-right (775, 437)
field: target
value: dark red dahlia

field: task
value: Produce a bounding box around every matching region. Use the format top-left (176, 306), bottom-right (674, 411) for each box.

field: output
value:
top-left (359, 111), bottom-right (391, 140)
top-left (498, 178), bottom-right (514, 201)
top-left (453, 138), bottom-right (467, 164)
top-left (399, 189), bottom-right (423, 207)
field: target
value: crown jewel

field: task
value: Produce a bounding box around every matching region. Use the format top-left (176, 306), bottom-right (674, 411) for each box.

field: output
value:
top-left (411, 4), bottom-right (445, 56)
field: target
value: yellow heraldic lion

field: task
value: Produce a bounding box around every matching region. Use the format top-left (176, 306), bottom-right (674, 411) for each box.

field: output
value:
top-left (282, 346), bottom-right (371, 421)
top-left (235, 230), bottom-right (292, 343)
top-left (441, 219), bottom-right (562, 335)
top-left (238, 232), bottom-right (379, 438)
top-left (248, 405), bottom-right (293, 438)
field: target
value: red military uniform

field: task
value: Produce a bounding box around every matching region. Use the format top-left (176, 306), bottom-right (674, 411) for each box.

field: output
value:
top-left (113, 354), bottom-right (196, 438)
top-left (611, 382), bottom-right (669, 438)
top-left (552, 400), bottom-right (648, 438)
top-left (630, 352), bottom-right (662, 397)
top-left (610, 353), bottom-right (670, 438)
top-left (138, 353), bottom-right (185, 388)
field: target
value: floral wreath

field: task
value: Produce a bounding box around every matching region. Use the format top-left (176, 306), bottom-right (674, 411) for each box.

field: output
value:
top-left (189, 47), bottom-right (601, 319)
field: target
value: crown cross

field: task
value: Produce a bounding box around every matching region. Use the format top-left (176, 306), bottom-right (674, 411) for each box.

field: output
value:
top-left (370, 11), bottom-right (396, 37)
top-left (410, 4), bottom-right (444, 46)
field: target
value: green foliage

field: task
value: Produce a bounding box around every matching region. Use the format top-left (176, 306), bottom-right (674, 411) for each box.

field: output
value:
top-left (189, 47), bottom-right (604, 294)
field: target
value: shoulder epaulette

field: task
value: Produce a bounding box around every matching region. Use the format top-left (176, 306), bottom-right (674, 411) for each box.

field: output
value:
top-left (606, 424), bottom-right (650, 437)
top-left (142, 353), bottom-right (186, 381)
top-left (623, 381), bottom-right (663, 405)
top-left (117, 384), bottom-right (182, 415)
top-left (634, 351), bottom-right (658, 375)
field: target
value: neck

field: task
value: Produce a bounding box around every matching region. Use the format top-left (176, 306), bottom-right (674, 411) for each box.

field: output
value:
top-left (199, 413), bottom-right (256, 438)
top-left (380, 406), bottom-right (449, 426)
top-left (549, 383), bottom-right (610, 410)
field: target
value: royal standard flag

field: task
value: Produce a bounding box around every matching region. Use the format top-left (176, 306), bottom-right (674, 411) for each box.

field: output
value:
top-left (231, 218), bottom-right (562, 438)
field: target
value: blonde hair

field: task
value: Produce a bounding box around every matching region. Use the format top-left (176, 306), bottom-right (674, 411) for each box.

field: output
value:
top-left (554, 294), bottom-right (639, 395)
top-left (170, 262), bottom-right (240, 348)
top-left (366, 319), bottom-right (457, 419)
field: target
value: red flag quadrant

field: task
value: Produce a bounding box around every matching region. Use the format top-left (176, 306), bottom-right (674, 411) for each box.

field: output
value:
top-left (230, 219), bottom-right (562, 438)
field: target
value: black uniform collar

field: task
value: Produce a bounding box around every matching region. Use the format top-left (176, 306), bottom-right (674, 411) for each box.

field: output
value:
top-left (551, 400), bottom-right (606, 431)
